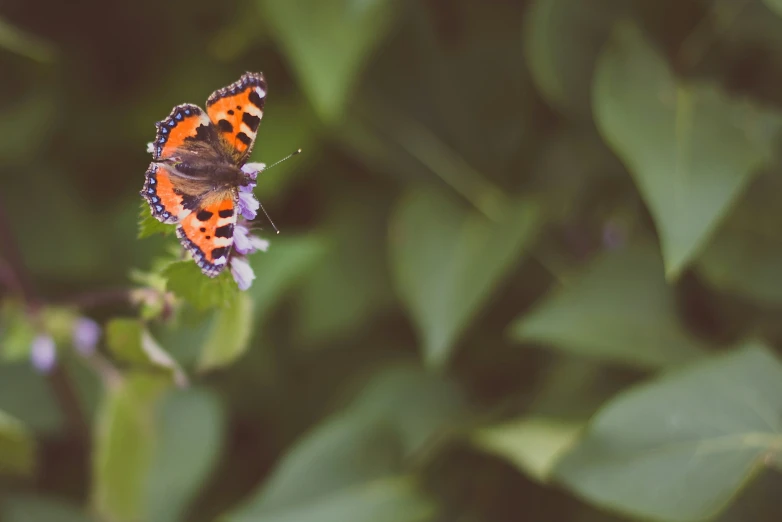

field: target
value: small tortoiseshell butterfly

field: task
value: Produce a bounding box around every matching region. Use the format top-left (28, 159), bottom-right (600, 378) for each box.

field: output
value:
top-left (140, 72), bottom-right (267, 277)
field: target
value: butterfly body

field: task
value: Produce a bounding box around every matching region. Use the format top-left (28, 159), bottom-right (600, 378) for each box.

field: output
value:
top-left (141, 72), bottom-right (267, 277)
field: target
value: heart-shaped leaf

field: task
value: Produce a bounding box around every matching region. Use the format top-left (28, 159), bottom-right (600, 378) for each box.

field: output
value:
top-left (473, 417), bottom-right (582, 483)
top-left (555, 341), bottom-right (782, 521)
top-left (390, 188), bottom-right (540, 368)
top-left (510, 241), bottom-right (706, 368)
top-left (593, 22), bottom-right (782, 278)
top-left (260, 0), bottom-right (401, 122)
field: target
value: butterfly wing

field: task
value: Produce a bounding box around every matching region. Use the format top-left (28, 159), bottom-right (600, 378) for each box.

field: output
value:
top-left (205, 72), bottom-right (267, 164)
top-left (141, 163), bottom-right (204, 224)
top-left (176, 194), bottom-right (237, 277)
top-left (151, 103), bottom-right (216, 161)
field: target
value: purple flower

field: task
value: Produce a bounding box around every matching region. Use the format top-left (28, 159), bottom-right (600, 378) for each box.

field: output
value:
top-left (241, 162), bottom-right (265, 180)
top-left (30, 334), bottom-right (56, 374)
top-left (230, 256), bottom-right (256, 290)
top-left (72, 317), bottom-right (101, 356)
top-left (237, 191), bottom-right (260, 220)
top-left (233, 224), bottom-right (270, 255)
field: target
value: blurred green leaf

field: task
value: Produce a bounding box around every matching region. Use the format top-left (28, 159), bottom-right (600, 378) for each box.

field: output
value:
top-left (248, 234), bottom-right (327, 326)
top-left (696, 172), bottom-right (782, 305)
top-left (473, 417), bottom-right (581, 483)
top-left (145, 388), bottom-right (225, 522)
top-left (764, 0), bottom-right (782, 18)
top-left (0, 91), bottom-right (56, 165)
top-left (225, 362), bottom-right (458, 521)
top-left (0, 17), bottom-right (55, 62)
top-left (391, 188), bottom-right (540, 368)
top-left (510, 241), bottom-right (706, 368)
top-left (260, 0), bottom-right (401, 122)
top-left (0, 362), bottom-right (63, 435)
top-left (0, 410), bottom-right (34, 477)
top-left (197, 292), bottom-right (254, 373)
top-left (227, 478), bottom-right (434, 522)
top-left (163, 261), bottom-right (239, 311)
top-left (347, 363), bottom-right (467, 455)
top-left (138, 202), bottom-right (175, 239)
top-left (295, 191), bottom-right (394, 345)
top-left (524, 0), bottom-right (623, 116)
top-left (2, 495), bottom-right (91, 522)
top-left (106, 319), bottom-right (187, 386)
top-left (593, 22), bottom-right (782, 278)
top-left (0, 300), bottom-right (35, 362)
top-left (92, 374), bottom-right (170, 522)
top-left (555, 341), bottom-right (782, 521)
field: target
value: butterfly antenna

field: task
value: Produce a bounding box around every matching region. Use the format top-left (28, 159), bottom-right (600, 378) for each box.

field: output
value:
top-left (253, 149), bottom-right (301, 234)
top-left (263, 148), bottom-right (302, 171)
top-left (258, 202), bottom-right (279, 235)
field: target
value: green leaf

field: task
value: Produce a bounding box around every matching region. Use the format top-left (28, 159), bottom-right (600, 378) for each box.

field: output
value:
top-left (226, 478), bottom-right (434, 522)
top-left (0, 362), bottom-right (63, 435)
top-left (509, 241), bottom-right (706, 369)
top-left (593, 22), bottom-right (782, 278)
top-left (554, 341), bottom-right (782, 522)
top-left (0, 17), bottom-right (55, 62)
top-left (0, 300), bottom-right (36, 362)
top-left (137, 201), bottom-right (174, 239)
top-left (524, 0), bottom-right (624, 116)
top-left (0, 410), bottom-right (35, 477)
top-left (294, 191), bottom-right (394, 345)
top-left (248, 234), bottom-right (327, 326)
top-left (764, 0), bottom-right (782, 18)
top-left (92, 374), bottom-right (170, 522)
top-left (695, 172), bottom-right (782, 305)
top-left (145, 388), bottom-right (225, 522)
top-left (390, 188), bottom-right (540, 368)
top-left (224, 363), bottom-right (456, 522)
top-left (197, 292), bottom-right (254, 373)
top-left (473, 417), bottom-right (582, 483)
top-left (260, 0), bottom-right (401, 122)
top-left (2, 495), bottom-right (91, 522)
top-left (163, 260), bottom-right (238, 311)
top-left (106, 319), bottom-right (187, 386)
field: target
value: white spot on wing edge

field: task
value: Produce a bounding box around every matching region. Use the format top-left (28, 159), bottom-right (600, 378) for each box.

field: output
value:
top-left (178, 209), bottom-right (192, 220)
top-left (212, 256), bottom-right (227, 265)
top-left (255, 85), bottom-right (266, 98)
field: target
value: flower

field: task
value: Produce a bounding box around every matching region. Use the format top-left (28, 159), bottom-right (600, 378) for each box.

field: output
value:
top-left (241, 162), bottom-right (265, 180)
top-left (230, 256), bottom-right (256, 290)
top-left (72, 317), bottom-right (101, 356)
top-left (30, 334), bottom-right (56, 374)
top-left (237, 191), bottom-right (260, 220)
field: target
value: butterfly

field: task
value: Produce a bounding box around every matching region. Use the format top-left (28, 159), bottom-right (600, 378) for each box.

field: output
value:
top-left (140, 72), bottom-right (267, 277)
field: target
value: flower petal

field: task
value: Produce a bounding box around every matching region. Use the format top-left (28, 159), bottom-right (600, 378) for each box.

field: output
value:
top-left (241, 162), bottom-right (265, 179)
top-left (238, 191), bottom-right (260, 220)
top-left (233, 224), bottom-right (254, 255)
top-left (31, 334), bottom-right (56, 374)
top-left (250, 236), bottom-right (270, 252)
top-left (230, 256), bottom-right (256, 290)
top-left (72, 317), bottom-right (101, 356)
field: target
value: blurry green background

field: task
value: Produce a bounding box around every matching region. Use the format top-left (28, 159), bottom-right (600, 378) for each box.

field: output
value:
top-left (4, 0), bottom-right (782, 521)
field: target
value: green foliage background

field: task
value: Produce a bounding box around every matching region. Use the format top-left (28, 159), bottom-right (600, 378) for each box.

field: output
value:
top-left (3, 0), bottom-right (782, 520)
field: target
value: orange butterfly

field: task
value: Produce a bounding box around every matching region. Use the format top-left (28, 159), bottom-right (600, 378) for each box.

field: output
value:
top-left (140, 72), bottom-right (268, 282)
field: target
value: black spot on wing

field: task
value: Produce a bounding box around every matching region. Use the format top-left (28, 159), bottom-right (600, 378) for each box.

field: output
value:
top-left (217, 119), bottom-right (233, 133)
top-left (215, 224), bottom-right (234, 238)
top-left (249, 90), bottom-right (264, 109)
top-left (211, 246), bottom-right (229, 260)
top-left (218, 208), bottom-right (234, 218)
top-left (236, 132), bottom-right (252, 146)
top-left (242, 112), bottom-right (261, 132)
top-left (196, 209), bottom-right (214, 221)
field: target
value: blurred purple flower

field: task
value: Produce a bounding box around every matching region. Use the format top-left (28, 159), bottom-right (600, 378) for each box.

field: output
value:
top-left (30, 334), bottom-right (56, 374)
top-left (230, 256), bottom-right (256, 291)
top-left (237, 191), bottom-right (260, 220)
top-left (72, 317), bottom-right (101, 356)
